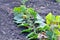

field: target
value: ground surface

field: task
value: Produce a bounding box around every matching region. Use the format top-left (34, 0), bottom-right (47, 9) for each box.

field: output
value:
top-left (0, 0), bottom-right (60, 40)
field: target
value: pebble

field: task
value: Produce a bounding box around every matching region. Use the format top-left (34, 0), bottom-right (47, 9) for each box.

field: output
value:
top-left (1, 30), bottom-right (6, 35)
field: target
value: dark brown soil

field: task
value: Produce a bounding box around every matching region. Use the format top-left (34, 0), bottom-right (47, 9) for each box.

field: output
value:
top-left (0, 0), bottom-right (60, 40)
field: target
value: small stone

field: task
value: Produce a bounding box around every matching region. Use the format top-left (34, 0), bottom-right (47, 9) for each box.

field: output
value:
top-left (40, 6), bottom-right (45, 9)
top-left (1, 30), bottom-right (6, 34)
top-left (12, 33), bottom-right (15, 36)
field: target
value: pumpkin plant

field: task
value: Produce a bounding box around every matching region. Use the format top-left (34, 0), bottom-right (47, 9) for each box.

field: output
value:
top-left (45, 12), bottom-right (60, 40)
top-left (13, 5), bottom-right (46, 40)
top-left (13, 5), bottom-right (60, 40)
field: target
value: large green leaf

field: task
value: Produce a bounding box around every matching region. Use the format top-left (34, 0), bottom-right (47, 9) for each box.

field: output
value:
top-left (14, 13), bottom-right (23, 20)
top-left (35, 14), bottom-right (46, 28)
top-left (13, 5), bottom-right (26, 14)
top-left (36, 25), bottom-right (50, 32)
top-left (27, 8), bottom-right (37, 19)
top-left (20, 5), bottom-right (26, 12)
top-left (14, 16), bottom-right (23, 23)
top-left (13, 13), bottom-right (23, 23)
top-left (13, 7), bottom-right (21, 14)
top-left (46, 31), bottom-right (53, 40)
top-left (46, 12), bottom-right (55, 25)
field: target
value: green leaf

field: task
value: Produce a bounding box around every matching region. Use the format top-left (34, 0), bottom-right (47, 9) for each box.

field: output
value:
top-left (21, 28), bottom-right (33, 33)
top-left (46, 31), bottom-right (53, 40)
top-left (58, 25), bottom-right (60, 29)
top-left (13, 13), bottom-right (23, 23)
top-left (36, 25), bottom-right (50, 32)
top-left (20, 5), bottom-right (26, 12)
top-left (21, 23), bottom-right (29, 26)
top-left (28, 34), bottom-right (38, 40)
top-left (26, 32), bottom-right (38, 39)
top-left (46, 12), bottom-right (55, 25)
top-left (36, 27), bottom-right (43, 32)
top-left (13, 5), bottom-right (26, 14)
top-left (14, 14), bottom-right (23, 20)
top-left (56, 16), bottom-right (60, 22)
top-left (26, 32), bottom-right (35, 38)
top-left (54, 29), bottom-right (60, 35)
top-left (46, 20), bottom-right (51, 25)
top-left (35, 14), bottom-right (45, 25)
top-left (46, 31), bottom-right (57, 40)
top-left (46, 31), bottom-right (53, 37)
top-left (27, 8), bottom-right (37, 19)
top-left (46, 12), bottom-right (53, 21)
top-left (52, 34), bottom-right (57, 40)
top-left (43, 25), bottom-right (50, 31)
top-left (13, 7), bottom-right (21, 14)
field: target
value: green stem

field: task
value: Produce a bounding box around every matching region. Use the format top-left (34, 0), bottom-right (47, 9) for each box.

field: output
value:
top-left (33, 26), bottom-right (36, 34)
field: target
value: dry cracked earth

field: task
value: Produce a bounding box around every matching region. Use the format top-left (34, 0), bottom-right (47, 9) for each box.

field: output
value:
top-left (0, 0), bottom-right (60, 40)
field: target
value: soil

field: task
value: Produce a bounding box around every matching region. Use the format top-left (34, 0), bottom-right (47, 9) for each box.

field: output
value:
top-left (0, 0), bottom-right (60, 40)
